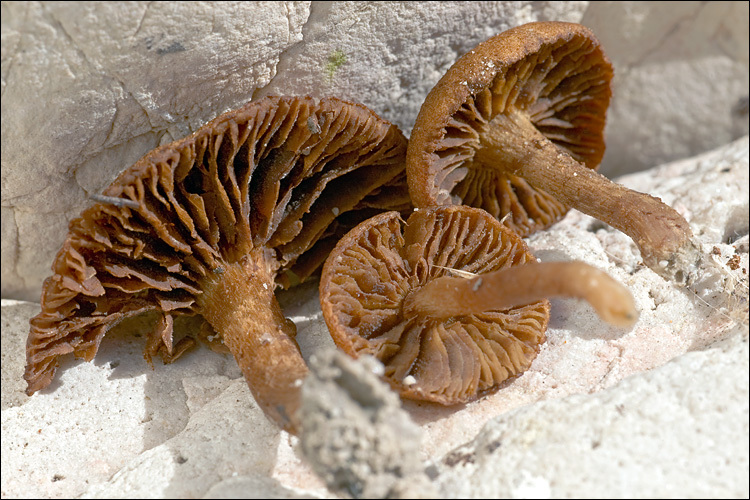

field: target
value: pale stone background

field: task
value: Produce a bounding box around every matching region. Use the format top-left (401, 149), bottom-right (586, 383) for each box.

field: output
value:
top-left (1, 2), bottom-right (748, 499)
top-left (1, 1), bottom-right (748, 300)
top-left (2, 136), bottom-right (747, 499)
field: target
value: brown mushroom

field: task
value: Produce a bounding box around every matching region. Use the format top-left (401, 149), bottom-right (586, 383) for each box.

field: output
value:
top-left (406, 21), bottom-right (699, 283)
top-left (24, 95), bottom-right (411, 434)
top-left (319, 205), bottom-right (637, 404)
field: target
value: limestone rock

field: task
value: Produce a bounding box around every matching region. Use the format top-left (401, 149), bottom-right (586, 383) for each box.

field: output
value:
top-left (2, 1), bottom-right (310, 300)
top-left (79, 380), bottom-right (281, 499)
top-left (1, 135), bottom-right (747, 498)
top-left (0, 300), bottom-right (36, 410)
top-left (434, 333), bottom-right (749, 498)
top-left (202, 475), bottom-right (317, 499)
top-left (407, 136), bottom-right (749, 462)
top-left (583, 1), bottom-right (749, 177)
top-left (300, 349), bottom-right (436, 499)
top-left (1, 3), bottom-right (748, 495)
top-left (6, 2), bottom-right (746, 301)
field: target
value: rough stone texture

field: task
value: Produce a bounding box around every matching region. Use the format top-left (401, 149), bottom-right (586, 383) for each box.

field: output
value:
top-left (0, 282), bottom-right (337, 500)
top-left (1, 0), bottom-right (311, 301)
top-left (402, 136), bottom-right (749, 463)
top-left (1, 136), bottom-right (747, 498)
top-left (300, 349), bottom-right (436, 499)
top-left (202, 475), bottom-right (317, 499)
top-left (1, 2), bottom-right (749, 497)
top-left (435, 333), bottom-right (749, 499)
top-left (0, 300), bottom-right (35, 410)
top-left (78, 380), bottom-right (282, 499)
top-left (583, 1), bottom-right (749, 177)
top-left (3, 1), bottom-right (747, 301)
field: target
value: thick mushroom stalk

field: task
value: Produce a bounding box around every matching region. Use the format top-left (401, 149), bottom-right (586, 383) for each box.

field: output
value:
top-left (404, 260), bottom-right (638, 327)
top-left (406, 21), bottom-right (699, 283)
top-left (475, 108), bottom-right (697, 281)
top-left (24, 96), bottom-right (411, 435)
top-left (197, 253), bottom-right (308, 433)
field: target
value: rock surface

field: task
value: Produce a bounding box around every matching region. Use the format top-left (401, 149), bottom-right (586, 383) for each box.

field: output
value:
top-left (583, 1), bottom-right (749, 177)
top-left (2, 2), bottom-right (749, 498)
top-left (2, 135), bottom-right (747, 498)
top-left (435, 333), bottom-right (749, 499)
top-left (2, 1), bottom-right (748, 300)
top-left (300, 349), bottom-right (436, 499)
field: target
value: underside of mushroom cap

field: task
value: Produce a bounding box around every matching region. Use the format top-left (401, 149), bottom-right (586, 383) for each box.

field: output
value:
top-left (407, 21), bottom-right (613, 237)
top-left (320, 205), bottom-right (550, 405)
top-left (25, 95), bottom-right (410, 395)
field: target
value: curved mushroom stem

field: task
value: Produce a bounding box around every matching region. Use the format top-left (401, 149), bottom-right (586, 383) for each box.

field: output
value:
top-left (197, 252), bottom-right (308, 435)
top-left (476, 110), bottom-right (700, 283)
top-left (403, 261), bottom-right (638, 327)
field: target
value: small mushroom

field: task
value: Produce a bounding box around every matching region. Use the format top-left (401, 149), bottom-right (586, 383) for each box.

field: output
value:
top-left (24, 95), bottom-right (410, 434)
top-left (406, 21), bottom-right (698, 282)
top-left (319, 205), bottom-right (637, 404)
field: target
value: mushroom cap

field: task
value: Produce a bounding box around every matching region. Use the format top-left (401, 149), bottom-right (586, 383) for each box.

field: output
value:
top-left (319, 205), bottom-right (550, 405)
top-left (406, 21), bottom-right (613, 237)
top-left (25, 95), bottom-right (410, 395)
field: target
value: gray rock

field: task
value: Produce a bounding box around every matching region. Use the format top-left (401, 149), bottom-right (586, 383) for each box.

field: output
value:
top-left (0, 300), bottom-right (38, 409)
top-left (2, 1), bottom-right (310, 301)
top-left (202, 474), bottom-right (317, 499)
top-left (409, 136), bottom-right (748, 463)
top-left (434, 332), bottom-right (749, 499)
top-left (4, 1), bottom-right (747, 301)
top-left (80, 380), bottom-right (282, 499)
top-left (1, 134), bottom-right (746, 498)
top-left (583, 1), bottom-right (749, 177)
top-left (300, 349), bottom-right (436, 499)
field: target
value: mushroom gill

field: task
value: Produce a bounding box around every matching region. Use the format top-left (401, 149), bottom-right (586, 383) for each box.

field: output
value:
top-left (25, 95), bottom-right (411, 434)
top-left (320, 205), bottom-right (637, 405)
top-left (407, 21), bottom-right (699, 282)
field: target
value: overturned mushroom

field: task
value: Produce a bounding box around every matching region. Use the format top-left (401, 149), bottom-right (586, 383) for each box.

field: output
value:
top-left (320, 205), bottom-right (637, 404)
top-left (406, 21), bottom-right (699, 282)
top-left (24, 95), bottom-right (410, 434)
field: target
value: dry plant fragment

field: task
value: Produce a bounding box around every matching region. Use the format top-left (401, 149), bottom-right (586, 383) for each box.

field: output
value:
top-left (24, 95), bottom-right (411, 434)
top-left (406, 21), bottom-right (698, 282)
top-left (319, 205), bottom-right (637, 405)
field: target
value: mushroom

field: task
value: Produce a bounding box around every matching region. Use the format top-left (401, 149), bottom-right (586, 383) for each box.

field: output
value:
top-left (319, 205), bottom-right (637, 404)
top-left (24, 95), bottom-right (411, 434)
top-left (406, 21), bottom-right (699, 283)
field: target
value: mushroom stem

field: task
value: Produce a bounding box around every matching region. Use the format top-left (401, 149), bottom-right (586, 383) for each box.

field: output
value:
top-left (196, 252), bottom-right (308, 435)
top-left (476, 110), bottom-right (697, 281)
top-left (403, 261), bottom-right (638, 327)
